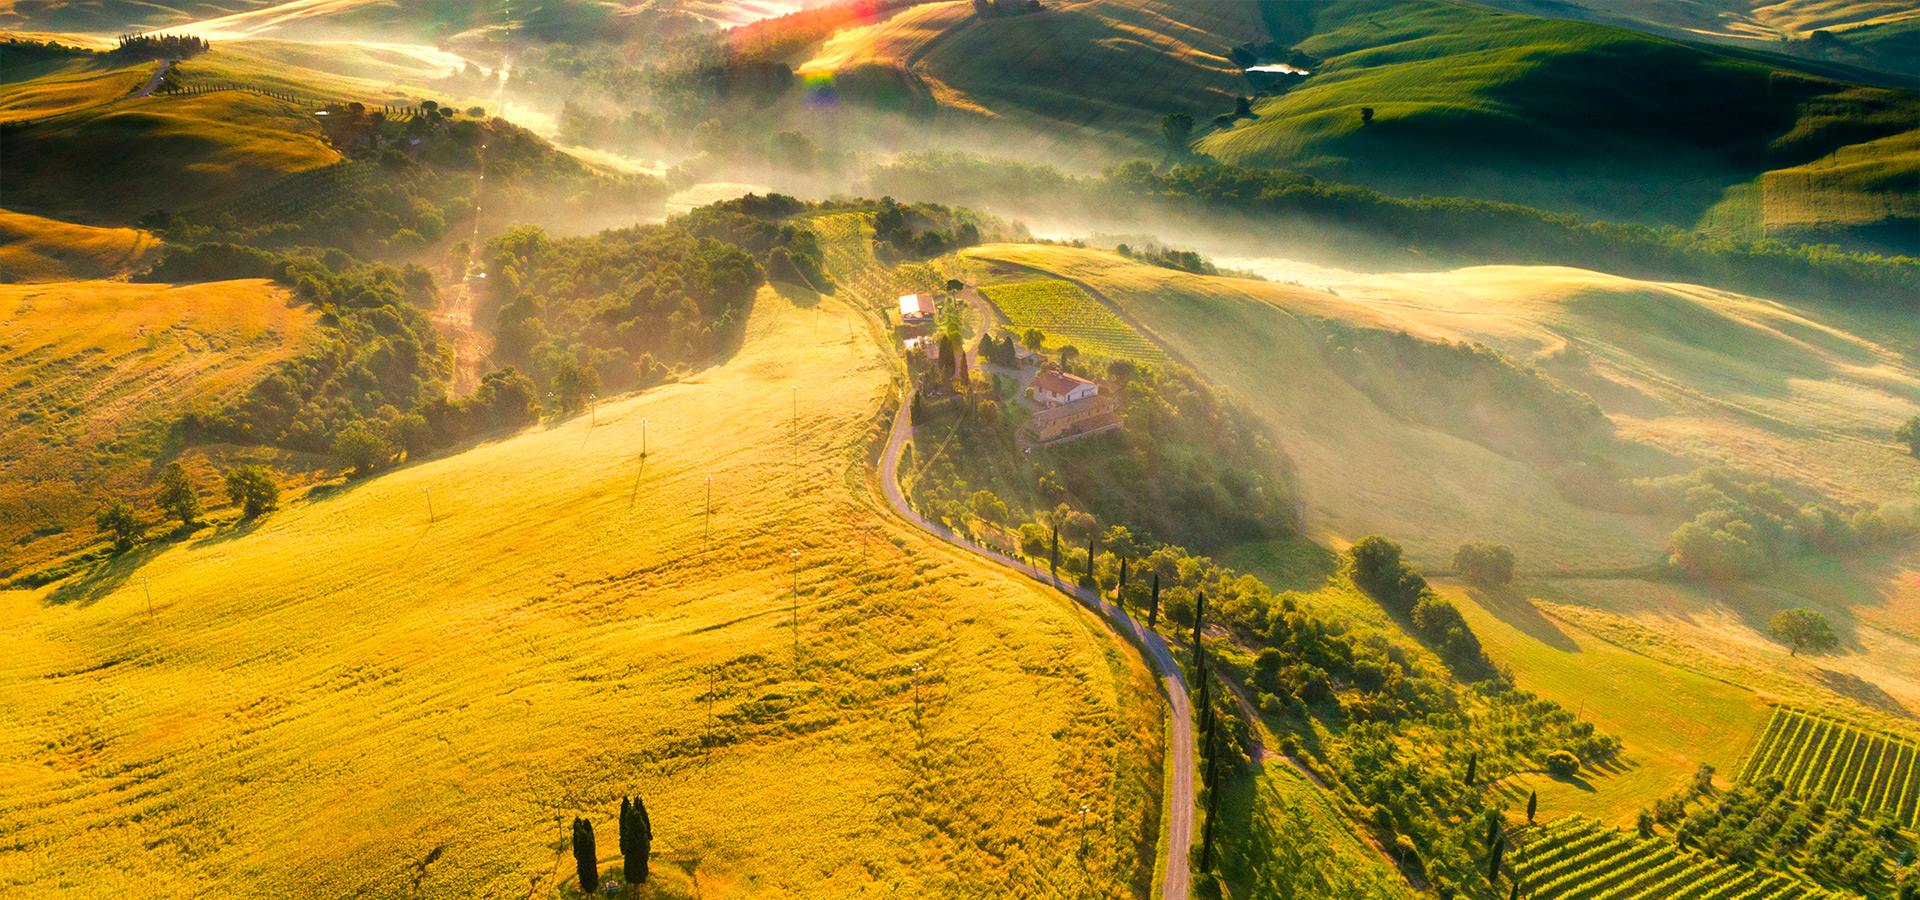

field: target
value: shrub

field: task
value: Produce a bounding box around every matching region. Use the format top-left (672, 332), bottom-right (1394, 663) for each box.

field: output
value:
top-left (224, 465), bottom-right (281, 517)
top-left (1452, 540), bottom-right (1515, 588)
top-left (95, 500), bottom-right (143, 551)
top-left (332, 422), bottom-right (394, 475)
top-left (154, 461), bottom-right (202, 526)
top-left (1544, 750), bottom-right (1580, 777)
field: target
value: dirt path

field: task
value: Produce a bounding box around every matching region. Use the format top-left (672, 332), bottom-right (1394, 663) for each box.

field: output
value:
top-left (435, 280), bottom-right (492, 397)
top-left (880, 391), bottom-right (1195, 900)
top-left (131, 59), bottom-right (175, 99)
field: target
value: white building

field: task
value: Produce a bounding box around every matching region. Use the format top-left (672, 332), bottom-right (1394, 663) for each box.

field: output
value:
top-left (1032, 370), bottom-right (1098, 407)
top-left (898, 294), bottom-right (935, 323)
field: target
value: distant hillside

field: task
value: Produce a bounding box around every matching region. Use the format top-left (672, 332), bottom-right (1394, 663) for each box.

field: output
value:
top-left (749, 0), bottom-right (1920, 253)
top-left (1477, 0), bottom-right (1920, 80)
top-left (0, 278), bottom-right (319, 572)
top-left (0, 210), bottom-right (159, 281)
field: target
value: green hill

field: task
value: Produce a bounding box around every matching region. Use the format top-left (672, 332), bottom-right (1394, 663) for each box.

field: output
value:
top-left (763, 0), bottom-right (1920, 253)
top-left (961, 243), bottom-right (1920, 732)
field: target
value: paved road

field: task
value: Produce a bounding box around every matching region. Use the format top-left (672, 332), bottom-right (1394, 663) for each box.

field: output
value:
top-left (131, 59), bottom-right (176, 99)
top-left (880, 391), bottom-right (1194, 899)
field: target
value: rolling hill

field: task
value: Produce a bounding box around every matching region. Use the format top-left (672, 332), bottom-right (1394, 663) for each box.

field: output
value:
top-left (0, 286), bottom-right (1167, 897)
top-left (0, 210), bottom-right (160, 281)
top-left (0, 278), bottom-right (319, 574)
top-left (960, 243), bottom-right (1920, 733)
top-left (764, 0), bottom-right (1920, 253)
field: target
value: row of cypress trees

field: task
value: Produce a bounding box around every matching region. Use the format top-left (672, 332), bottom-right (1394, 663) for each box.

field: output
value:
top-left (571, 796), bottom-right (653, 894)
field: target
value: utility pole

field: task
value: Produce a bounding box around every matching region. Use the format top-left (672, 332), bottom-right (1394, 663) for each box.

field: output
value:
top-left (641, 418), bottom-right (648, 457)
top-left (1077, 802), bottom-right (1091, 861)
top-left (789, 548), bottom-right (801, 664)
top-left (424, 487), bottom-right (434, 523)
top-left (142, 577), bottom-right (153, 616)
top-left (589, 392), bottom-right (597, 427)
top-left (912, 663), bottom-right (924, 723)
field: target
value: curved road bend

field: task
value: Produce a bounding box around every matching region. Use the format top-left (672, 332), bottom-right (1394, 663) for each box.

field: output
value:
top-left (132, 59), bottom-right (176, 99)
top-left (880, 391), bottom-right (1195, 899)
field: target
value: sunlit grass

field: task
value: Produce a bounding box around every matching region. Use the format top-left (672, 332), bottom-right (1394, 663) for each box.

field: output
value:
top-left (0, 288), bottom-right (1164, 898)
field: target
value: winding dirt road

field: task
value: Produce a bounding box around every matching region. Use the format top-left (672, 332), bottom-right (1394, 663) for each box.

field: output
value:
top-left (880, 392), bottom-right (1194, 899)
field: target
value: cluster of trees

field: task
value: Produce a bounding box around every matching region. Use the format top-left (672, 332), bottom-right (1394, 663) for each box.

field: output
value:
top-left (569, 796), bottom-right (653, 894)
top-left (1648, 469), bottom-right (1920, 581)
top-left (112, 34), bottom-right (208, 61)
top-left (864, 152), bottom-right (1920, 306)
top-left (1346, 535), bottom-right (1492, 673)
top-left (976, 332), bottom-right (1021, 368)
top-left (1452, 540), bottom-right (1516, 590)
top-left (1112, 242), bottom-right (1217, 275)
top-left (94, 462), bottom-right (281, 552)
top-left (1644, 775), bottom-right (1916, 894)
top-left (870, 198), bottom-right (983, 262)
top-left (153, 247), bottom-right (450, 465)
top-left (0, 37), bottom-right (96, 70)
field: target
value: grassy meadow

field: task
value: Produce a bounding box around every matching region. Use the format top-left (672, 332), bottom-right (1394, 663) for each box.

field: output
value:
top-left (0, 89), bottom-right (340, 219)
top-left (0, 287), bottom-right (1167, 898)
top-left (0, 278), bottom-right (317, 575)
top-left (961, 243), bottom-right (1920, 800)
top-left (0, 210), bottom-right (160, 281)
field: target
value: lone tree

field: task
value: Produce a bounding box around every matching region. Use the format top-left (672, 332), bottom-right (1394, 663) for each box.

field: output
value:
top-left (1023, 328), bottom-right (1045, 352)
top-left (154, 461), bottom-right (202, 526)
top-left (571, 817), bottom-right (599, 895)
top-left (1148, 572), bottom-right (1160, 628)
top-left (1463, 752), bottom-right (1477, 786)
top-left (1526, 790), bottom-right (1538, 824)
top-left (1454, 540), bottom-right (1516, 589)
top-left (620, 796), bottom-right (652, 884)
top-left (1898, 415), bottom-right (1920, 457)
top-left (96, 500), bottom-right (143, 552)
top-left (1161, 112), bottom-right (1194, 156)
top-left (224, 465), bottom-right (280, 518)
top-left (1769, 607), bottom-right (1838, 657)
top-left (1360, 106), bottom-right (1375, 125)
top-left (332, 422), bottom-right (392, 476)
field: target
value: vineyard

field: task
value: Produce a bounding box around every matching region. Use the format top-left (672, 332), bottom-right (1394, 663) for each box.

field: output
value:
top-left (810, 212), bottom-right (945, 312)
top-left (1514, 816), bottom-right (1834, 900)
top-left (976, 279), bottom-right (1166, 364)
top-left (1737, 706), bottom-right (1920, 827)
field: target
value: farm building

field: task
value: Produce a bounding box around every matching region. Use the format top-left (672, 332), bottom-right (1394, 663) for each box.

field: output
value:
top-left (898, 294), bottom-right (935, 323)
top-left (1032, 370), bottom-right (1098, 407)
top-left (1025, 394), bottom-right (1121, 445)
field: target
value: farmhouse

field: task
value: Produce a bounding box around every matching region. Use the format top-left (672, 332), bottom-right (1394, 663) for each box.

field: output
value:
top-left (1026, 394), bottom-right (1121, 445)
top-left (1032, 370), bottom-right (1097, 407)
top-left (898, 293), bottom-right (935, 323)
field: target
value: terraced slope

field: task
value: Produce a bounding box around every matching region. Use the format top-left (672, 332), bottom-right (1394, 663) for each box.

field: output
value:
top-left (0, 288), bottom-right (1166, 897)
top-left (1739, 707), bottom-right (1920, 825)
top-left (1515, 816), bottom-right (1833, 900)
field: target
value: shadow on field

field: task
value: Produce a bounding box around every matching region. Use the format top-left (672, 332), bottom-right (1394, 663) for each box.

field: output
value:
top-left (1472, 586), bottom-right (1579, 653)
top-left (1809, 668), bottom-right (1913, 719)
top-left (187, 515), bottom-right (266, 551)
top-left (44, 542), bottom-right (163, 607)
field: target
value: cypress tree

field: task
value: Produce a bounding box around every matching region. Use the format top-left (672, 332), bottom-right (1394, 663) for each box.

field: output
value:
top-left (1510, 882), bottom-right (1521, 900)
top-left (1199, 718), bottom-right (1220, 873)
top-left (1049, 526), bottom-right (1059, 578)
top-left (1464, 752), bottom-right (1477, 786)
top-left (1118, 557), bottom-right (1128, 605)
top-left (1527, 790), bottom-right (1537, 824)
top-left (1148, 573), bottom-right (1160, 628)
top-left (620, 796), bottom-right (653, 884)
top-left (1488, 834), bottom-right (1505, 881)
top-left (1192, 591), bottom-right (1206, 660)
top-left (1486, 814), bottom-right (1500, 851)
top-left (572, 817), bottom-right (599, 895)
top-left (1086, 535), bottom-right (1097, 583)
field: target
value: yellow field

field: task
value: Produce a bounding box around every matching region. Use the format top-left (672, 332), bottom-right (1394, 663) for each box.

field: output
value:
top-left (0, 278), bottom-right (317, 573)
top-left (0, 209), bottom-right (160, 281)
top-left (0, 288), bottom-right (1165, 897)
